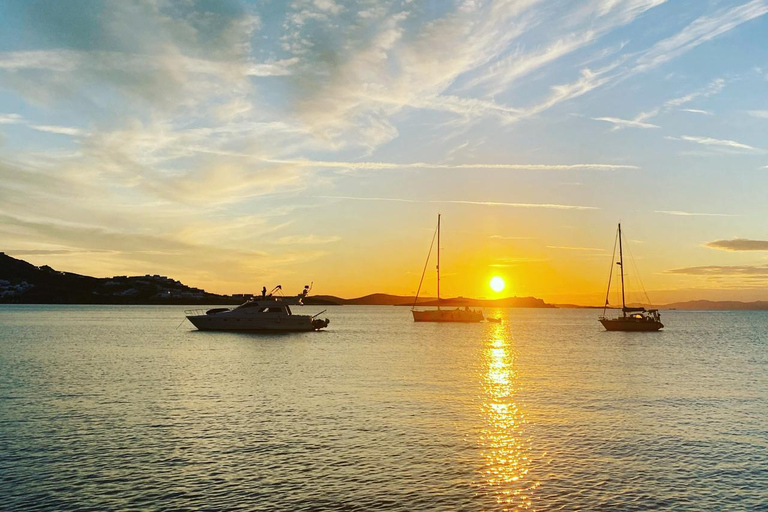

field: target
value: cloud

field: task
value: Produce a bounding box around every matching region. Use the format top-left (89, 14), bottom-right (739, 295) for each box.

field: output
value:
top-left (0, 1), bottom-right (264, 112)
top-left (593, 77), bottom-right (725, 129)
top-left (489, 256), bottom-right (548, 267)
top-left (747, 110), bottom-right (768, 119)
top-left (0, 112), bottom-right (83, 137)
top-left (704, 238), bottom-right (768, 251)
top-left (591, 116), bottom-right (659, 129)
top-left (666, 135), bottom-right (761, 152)
top-left (654, 210), bottom-right (737, 217)
top-left (633, 0), bottom-right (768, 73)
top-left (30, 124), bottom-right (84, 136)
top-left (5, 249), bottom-right (117, 256)
top-left (0, 113), bottom-right (23, 124)
top-left (680, 108), bottom-right (713, 115)
top-left (317, 195), bottom-right (598, 210)
top-left (464, 0), bottom-right (669, 96)
top-left (665, 264), bottom-right (768, 276)
top-left (537, 4), bottom-right (765, 119)
top-left (663, 78), bottom-right (726, 108)
top-left (276, 234), bottom-right (341, 245)
top-left (489, 235), bottom-right (533, 240)
top-left (269, 158), bottom-right (637, 171)
top-left (546, 245), bottom-right (605, 251)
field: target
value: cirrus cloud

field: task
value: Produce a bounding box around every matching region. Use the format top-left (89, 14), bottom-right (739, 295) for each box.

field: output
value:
top-left (704, 238), bottom-right (768, 251)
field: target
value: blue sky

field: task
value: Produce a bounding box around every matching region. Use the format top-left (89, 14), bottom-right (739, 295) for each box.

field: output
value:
top-left (1, 0), bottom-right (768, 303)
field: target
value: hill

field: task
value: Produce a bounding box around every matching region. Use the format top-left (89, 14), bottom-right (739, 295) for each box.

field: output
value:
top-left (661, 300), bottom-right (768, 311)
top-left (0, 252), bottom-right (239, 305)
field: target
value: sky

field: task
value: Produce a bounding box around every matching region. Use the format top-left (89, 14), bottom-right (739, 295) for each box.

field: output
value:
top-left (1, 0), bottom-right (768, 305)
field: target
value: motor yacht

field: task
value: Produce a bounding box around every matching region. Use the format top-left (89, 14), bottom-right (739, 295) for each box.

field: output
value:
top-left (185, 285), bottom-right (330, 332)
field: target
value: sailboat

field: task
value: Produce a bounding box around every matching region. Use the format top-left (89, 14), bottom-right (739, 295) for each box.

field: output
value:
top-left (412, 214), bottom-right (484, 323)
top-left (599, 223), bottom-right (663, 331)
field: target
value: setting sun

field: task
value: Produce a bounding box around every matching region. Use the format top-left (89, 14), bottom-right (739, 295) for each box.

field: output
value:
top-left (490, 276), bottom-right (506, 293)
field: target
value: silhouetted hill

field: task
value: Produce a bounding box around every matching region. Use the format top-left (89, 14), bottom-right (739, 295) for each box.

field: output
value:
top-left (661, 300), bottom-right (768, 310)
top-left (301, 295), bottom-right (346, 305)
top-left (0, 252), bottom-right (238, 305)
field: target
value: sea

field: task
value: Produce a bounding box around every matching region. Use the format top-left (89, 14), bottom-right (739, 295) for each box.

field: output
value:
top-left (1, 305), bottom-right (766, 511)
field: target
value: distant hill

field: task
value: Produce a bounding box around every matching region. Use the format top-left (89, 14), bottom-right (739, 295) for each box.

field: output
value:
top-left (661, 300), bottom-right (768, 311)
top-left (0, 252), bottom-right (239, 305)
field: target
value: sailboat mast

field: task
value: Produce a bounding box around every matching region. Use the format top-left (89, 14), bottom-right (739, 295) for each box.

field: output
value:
top-left (618, 222), bottom-right (626, 314)
top-left (436, 213), bottom-right (441, 310)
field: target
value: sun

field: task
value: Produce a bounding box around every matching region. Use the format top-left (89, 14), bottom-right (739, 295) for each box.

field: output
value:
top-left (489, 276), bottom-right (506, 293)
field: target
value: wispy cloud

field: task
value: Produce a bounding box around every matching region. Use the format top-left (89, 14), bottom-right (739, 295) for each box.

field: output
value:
top-left (593, 77), bottom-right (725, 129)
top-left (747, 110), bottom-right (768, 118)
top-left (0, 113), bottom-right (23, 124)
top-left (5, 249), bottom-right (116, 256)
top-left (269, 159), bottom-right (637, 171)
top-left (0, 112), bottom-right (83, 137)
top-left (489, 235), bottom-right (533, 240)
top-left (663, 78), bottom-right (726, 108)
top-left (546, 245), bottom-right (605, 251)
top-left (680, 108), bottom-right (713, 115)
top-left (30, 124), bottom-right (84, 136)
top-left (704, 238), bottom-right (768, 251)
top-left (591, 116), bottom-right (659, 129)
top-left (489, 256), bottom-right (548, 267)
top-left (633, 0), bottom-right (768, 73)
top-left (655, 210), bottom-right (738, 217)
top-left (666, 264), bottom-right (768, 276)
top-left (521, 3), bottom-right (765, 121)
top-left (666, 135), bottom-right (761, 152)
top-left (317, 196), bottom-right (598, 210)
top-left (276, 234), bottom-right (341, 245)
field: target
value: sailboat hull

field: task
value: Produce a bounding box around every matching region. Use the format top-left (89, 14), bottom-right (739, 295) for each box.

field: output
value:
top-left (600, 317), bottom-right (663, 331)
top-left (412, 309), bottom-right (484, 323)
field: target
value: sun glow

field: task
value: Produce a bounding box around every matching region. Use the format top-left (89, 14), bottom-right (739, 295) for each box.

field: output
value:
top-left (490, 276), bottom-right (506, 293)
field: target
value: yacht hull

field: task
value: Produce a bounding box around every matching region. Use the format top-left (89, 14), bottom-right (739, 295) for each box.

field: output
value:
top-left (412, 309), bottom-right (484, 323)
top-left (187, 315), bottom-right (325, 332)
top-left (600, 318), bottom-right (663, 331)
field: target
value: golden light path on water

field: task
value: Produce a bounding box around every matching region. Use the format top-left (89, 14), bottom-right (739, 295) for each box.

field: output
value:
top-left (477, 318), bottom-right (539, 511)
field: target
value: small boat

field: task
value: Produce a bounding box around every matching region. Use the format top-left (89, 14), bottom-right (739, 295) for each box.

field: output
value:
top-left (412, 214), bottom-right (483, 323)
top-left (487, 317), bottom-right (502, 323)
top-left (185, 285), bottom-right (330, 332)
top-left (599, 223), bottom-right (663, 332)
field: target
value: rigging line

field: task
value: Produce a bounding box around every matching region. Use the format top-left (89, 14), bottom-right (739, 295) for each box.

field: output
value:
top-left (624, 234), bottom-right (652, 307)
top-left (603, 225), bottom-right (619, 315)
top-left (412, 224), bottom-right (439, 310)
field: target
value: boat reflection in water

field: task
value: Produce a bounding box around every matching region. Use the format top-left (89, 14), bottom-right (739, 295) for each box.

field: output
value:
top-left (476, 319), bottom-right (539, 510)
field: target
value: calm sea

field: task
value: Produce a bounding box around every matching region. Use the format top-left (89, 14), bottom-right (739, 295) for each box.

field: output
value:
top-left (1, 306), bottom-right (766, 511)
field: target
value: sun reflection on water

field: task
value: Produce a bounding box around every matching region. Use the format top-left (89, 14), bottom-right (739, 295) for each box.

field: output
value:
top-left (477, 321), bottom-right (539, 510)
